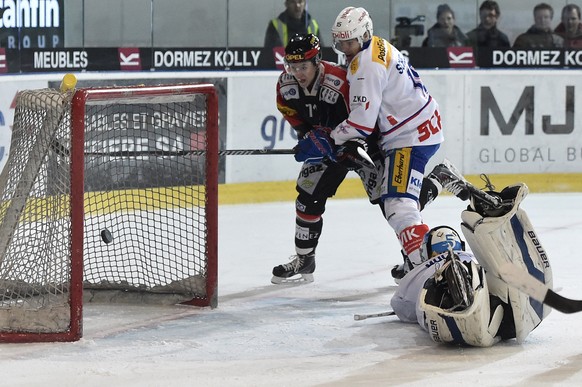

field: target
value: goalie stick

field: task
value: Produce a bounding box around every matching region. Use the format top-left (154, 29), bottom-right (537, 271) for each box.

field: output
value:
top-left (446, 159), bottom-right (582, 314)
top-left (353, 310), bottom-right (395, 321)
top-left (498, 262), bottom-right (582, 314)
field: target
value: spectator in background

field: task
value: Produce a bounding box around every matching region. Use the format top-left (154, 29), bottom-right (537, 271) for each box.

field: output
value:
top-left (422, 4), bottom-right (468, 47)
top-left (264, 0), bottom-right (322, 51)
top-left (467, 1), bottom-right (511, 47)
top-left (554, 4), bottom-right (582, 49)
top-left (513, 3), bottom-right (564, 48)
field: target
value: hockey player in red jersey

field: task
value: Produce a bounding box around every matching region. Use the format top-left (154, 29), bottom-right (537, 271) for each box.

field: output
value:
top-left (271, 33), bottom-right (385, 284)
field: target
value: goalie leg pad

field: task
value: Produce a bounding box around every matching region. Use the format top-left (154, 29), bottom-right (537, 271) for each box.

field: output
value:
top-left (460, 183), bottom-right (552, 343)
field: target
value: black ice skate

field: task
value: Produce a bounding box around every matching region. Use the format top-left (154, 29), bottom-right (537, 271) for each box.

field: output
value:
top-left (428, 162), bottom-right (470, 201)
top-left (271, 252), bottom-right (316, 284)
top-left (391, 250), bottom-right (414, 284)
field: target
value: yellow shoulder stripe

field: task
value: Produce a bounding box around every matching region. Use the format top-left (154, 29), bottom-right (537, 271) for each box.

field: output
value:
top-left (371, 36), bottom-right (391, 68)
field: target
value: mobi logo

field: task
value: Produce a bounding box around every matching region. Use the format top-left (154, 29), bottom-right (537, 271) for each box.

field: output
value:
top-left (0, 0), bottom-right (60, 28)
top-left (0, 48), bottom-right (6, 73)
top-left (481, 86), bottom-right (574, 135)
top-left (447, 47), bottom-right (475, 68)
top-left (118, 48), bottom-right (141, 71)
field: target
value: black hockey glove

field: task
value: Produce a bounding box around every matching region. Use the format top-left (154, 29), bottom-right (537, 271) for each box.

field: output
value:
top-left (336, 138), bottom-right (375, 170)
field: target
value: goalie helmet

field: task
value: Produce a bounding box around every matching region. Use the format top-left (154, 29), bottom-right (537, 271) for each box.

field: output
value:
top-left (284, 33), bottom-right (321, 64)
top-left (420, 225), bottom-right (465, 263)
top-left (331, 7), bottom-right (373, 53)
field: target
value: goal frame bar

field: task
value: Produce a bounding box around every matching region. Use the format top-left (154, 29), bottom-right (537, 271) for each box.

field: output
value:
top-left (0, 83), bottom-right (218, 342)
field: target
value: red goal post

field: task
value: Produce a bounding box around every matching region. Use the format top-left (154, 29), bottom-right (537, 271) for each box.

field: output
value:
top-left (0, 81), bottom-right (218, 342)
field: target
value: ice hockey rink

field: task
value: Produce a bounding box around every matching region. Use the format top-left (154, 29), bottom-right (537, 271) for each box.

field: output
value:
top-left (2, 189), bottom-right (582, 386)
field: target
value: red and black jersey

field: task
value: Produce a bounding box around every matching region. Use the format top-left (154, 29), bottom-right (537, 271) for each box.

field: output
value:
top-left (276, 61), bottom-right (349, 138)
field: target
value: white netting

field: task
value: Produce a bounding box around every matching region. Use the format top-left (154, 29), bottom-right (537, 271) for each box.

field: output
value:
top-left (0, 85), bottom-right (216, 338)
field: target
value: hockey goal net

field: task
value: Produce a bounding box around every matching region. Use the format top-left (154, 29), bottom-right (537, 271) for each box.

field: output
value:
top-left (0, 81), bottom-right (218, 342)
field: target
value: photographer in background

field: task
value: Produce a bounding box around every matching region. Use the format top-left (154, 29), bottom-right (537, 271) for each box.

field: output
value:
top-left (467, 1), bottom-right (511, 48)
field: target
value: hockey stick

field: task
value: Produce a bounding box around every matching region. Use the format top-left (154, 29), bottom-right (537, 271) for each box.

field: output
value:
top-left (84, 149), bottom-right (296, 157)
top-left (497, 263), bottom-right (582, 314)
top-left (353, 310), bottom-right (396, 321)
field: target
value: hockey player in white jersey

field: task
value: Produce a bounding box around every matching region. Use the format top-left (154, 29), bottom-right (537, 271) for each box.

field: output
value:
top-left (390, 182), bottom-right (552, 346)
top-left (330, 7), bottom-right (453, 275)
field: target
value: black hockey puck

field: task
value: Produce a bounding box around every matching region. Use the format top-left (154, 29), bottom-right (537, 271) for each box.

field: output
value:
top-left (101, 229), bottom-right (113, 244)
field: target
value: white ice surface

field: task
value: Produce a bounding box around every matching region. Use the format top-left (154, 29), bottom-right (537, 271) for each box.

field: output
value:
top-left (2, 192), bottom-right (582, 386)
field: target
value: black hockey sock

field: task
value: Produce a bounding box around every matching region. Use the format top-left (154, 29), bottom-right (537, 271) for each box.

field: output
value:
top-left (295, 217), bottom-right (323, 255)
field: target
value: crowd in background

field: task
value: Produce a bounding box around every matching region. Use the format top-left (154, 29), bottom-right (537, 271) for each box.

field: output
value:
top-left (265, 0), bottom-right (582, 50)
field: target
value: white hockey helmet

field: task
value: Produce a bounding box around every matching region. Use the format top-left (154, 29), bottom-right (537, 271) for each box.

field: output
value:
top-left (420, 256), bottom-right (504, 347)
top-left (420, 225), bottom-right (465, 263)
top-left (331, 7), bottom-right (373, 54)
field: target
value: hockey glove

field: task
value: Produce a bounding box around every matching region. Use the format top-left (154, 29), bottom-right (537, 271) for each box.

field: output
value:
top-left (294, 128), bottom-right (336, 164)
top-left (336, 138), bottom-right (375, 170)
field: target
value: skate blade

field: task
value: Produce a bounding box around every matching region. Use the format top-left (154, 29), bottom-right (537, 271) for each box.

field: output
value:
top-left (271, 273), bottom-right (314, 285)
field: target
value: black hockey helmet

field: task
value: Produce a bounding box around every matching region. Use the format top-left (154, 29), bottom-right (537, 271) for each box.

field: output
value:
top-left (284, 33), bottom-right (321, 64)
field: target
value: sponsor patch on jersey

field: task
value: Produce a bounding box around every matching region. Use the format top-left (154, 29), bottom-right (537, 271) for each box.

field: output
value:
top-left (320, 86), bottom-right (339, 104)
top-left (280, 84), bottom-right (300, 100)
top-left (277, 103), bottom-right (298, 117)
top-left (350, 56), bottom-right (360, 75)
top-left (407, 168), bottom-right (423, 197)
top-left (295, 225), bottom-right (310, 241)
top-left (350, 94), bottom-right (369, 111)
top-left (323, 73), bottom-right (344, 89)
top-left (371, 36), bottom-right (391, 68)
top-left (280, 73), bottom-right (296, 84)
top-left (391, 148), bottom-right (411, 193)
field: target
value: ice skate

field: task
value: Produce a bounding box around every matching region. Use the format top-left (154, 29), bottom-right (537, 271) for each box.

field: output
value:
top-left (271, 253), bottom-right (316, 284)
top-left (391, 250), bottom-right (413, 284)
top-left (427, 162), bottom-right (470, 201)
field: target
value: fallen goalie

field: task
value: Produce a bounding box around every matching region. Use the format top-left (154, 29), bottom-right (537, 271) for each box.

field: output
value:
top-left (390, 182), bottom-right (553, 347)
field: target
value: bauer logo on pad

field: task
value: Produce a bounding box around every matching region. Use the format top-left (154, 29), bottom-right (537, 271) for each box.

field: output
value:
top-left (0, 49), bottom-right (7, 73)
top-left (118, 48), bottom-right (142, 71)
